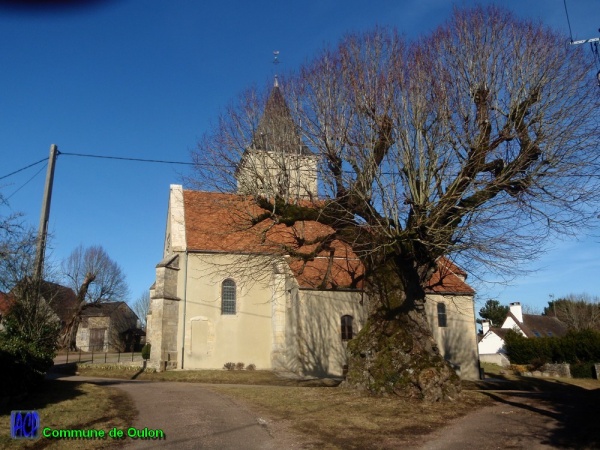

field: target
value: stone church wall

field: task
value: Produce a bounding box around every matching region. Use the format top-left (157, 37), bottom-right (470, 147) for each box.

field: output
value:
top-left (425, 293), bottom-right (479, 380)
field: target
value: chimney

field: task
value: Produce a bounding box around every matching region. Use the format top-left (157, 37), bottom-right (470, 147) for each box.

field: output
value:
top-left (510, 302), bottom-right (523, 323)
top-left (482, 320), bottom-right (490, 334)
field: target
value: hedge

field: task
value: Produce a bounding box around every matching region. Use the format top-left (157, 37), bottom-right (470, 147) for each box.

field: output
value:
top-left (505, 329), bottom-right (600, 366)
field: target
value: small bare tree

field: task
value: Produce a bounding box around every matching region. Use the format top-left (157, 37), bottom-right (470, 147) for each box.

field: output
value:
top-left (192, 7), bottom-right (600, 401)
top-left (0, 195), bottom-right (38, 292)
top-left (132, 290), bottom-right (150, 329)
top-left (60, 245), bottom-right (129, 350)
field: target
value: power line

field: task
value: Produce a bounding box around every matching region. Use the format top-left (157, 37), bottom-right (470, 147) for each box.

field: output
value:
top-left (60, 151), bottom-right (196, 166)
top-left (7, 163), bottom-right (48, 200)
top-left (563, 0), bottom-right (574, 42)
top-left (0, 157), bottom-right (48, 181)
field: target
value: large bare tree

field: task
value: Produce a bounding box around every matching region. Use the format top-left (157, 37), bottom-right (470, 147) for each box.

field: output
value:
top-left (60, 245), bottom-right (129, 350)
top-left (544, 293), bottom-right (600, 331)
top-left (192, 6), bottom-right (600, 400)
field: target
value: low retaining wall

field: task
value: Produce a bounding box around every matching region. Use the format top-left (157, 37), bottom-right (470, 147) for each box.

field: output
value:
top-left (521, 363), bottom-right (571, 378)
top-left (479, 353), bottom-right (510, 367)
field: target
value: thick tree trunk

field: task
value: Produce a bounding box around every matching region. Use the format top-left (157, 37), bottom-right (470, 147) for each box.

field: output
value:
top-left (59, 273), bottom-right (95, 351)
top-left (344, 257), bottom-right (461, 402)
top-left (62, 311), bottom-right (82, 351)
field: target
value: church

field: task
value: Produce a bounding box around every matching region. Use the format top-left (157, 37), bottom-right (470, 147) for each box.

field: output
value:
top-left (146, 80), bottom-right (480, 379)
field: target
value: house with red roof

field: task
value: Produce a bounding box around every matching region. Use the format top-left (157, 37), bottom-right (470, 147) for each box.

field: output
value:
top-left (0, 281), bottom-right (78, 334)
top-left (146, 80), bottom-right (479, 379)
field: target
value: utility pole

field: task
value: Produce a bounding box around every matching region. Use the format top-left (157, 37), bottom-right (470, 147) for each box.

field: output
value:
top-left (34, 144), bottom-right (59, 281)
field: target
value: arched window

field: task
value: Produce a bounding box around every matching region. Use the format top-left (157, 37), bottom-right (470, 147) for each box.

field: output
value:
top-left (221, 279), bottom-right (236, 315)
top-left (341, 315), bottom-right (353, 340)
top-left (437, 303), bottom-right (447, 327)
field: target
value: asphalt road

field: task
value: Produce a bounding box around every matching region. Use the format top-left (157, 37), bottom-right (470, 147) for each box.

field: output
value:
top-left (62, 377), bottom-right (292, 450)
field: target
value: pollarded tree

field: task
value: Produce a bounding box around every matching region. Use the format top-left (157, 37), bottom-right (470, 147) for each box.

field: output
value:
top-left (60, 245), bottom-right (129, 350)
top-left (192, 6), bottom-right (600, 401)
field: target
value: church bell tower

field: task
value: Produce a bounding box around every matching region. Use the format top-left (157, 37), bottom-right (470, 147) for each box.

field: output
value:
top-left (236, 78), bottom-right (317, 201)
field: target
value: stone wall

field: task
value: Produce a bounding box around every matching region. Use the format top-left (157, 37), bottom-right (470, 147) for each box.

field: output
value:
top-left (523, 363), bottom-right (571, 378)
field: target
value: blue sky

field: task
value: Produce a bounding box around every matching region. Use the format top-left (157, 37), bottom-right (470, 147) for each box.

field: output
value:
top-left (0, 0), bottom-right (598, 313)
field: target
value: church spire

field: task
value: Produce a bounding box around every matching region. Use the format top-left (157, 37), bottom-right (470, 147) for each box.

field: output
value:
top-left (252, 79), bottom-right (309, 155)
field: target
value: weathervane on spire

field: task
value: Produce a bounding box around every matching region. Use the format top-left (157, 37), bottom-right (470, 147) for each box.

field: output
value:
top-left (273, 50), bottom-right (281, 87)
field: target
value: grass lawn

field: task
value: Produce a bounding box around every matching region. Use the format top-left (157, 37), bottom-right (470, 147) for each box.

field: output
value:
top-left (71, 363), bottom-right (340, 386)
top-left (209, 385), bottom-right (490, 449)
top-left (0, 379), bottom-right (136, 449)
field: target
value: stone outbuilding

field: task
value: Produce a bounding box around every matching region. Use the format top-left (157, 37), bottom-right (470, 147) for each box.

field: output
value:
top-left (76, 301), bottom-right (142, 352)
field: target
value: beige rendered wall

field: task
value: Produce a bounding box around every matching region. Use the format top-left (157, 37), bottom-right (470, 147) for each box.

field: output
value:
top-left (284, 289), bottom-right (365, 377)
top-left (425, 294), bottom-right (479, 380)
top-left (178, 253), bottom-right (276, 370)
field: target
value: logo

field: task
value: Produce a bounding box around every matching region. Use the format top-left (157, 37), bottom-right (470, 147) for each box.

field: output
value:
top-left (10, 410), bottom-right (40, 439)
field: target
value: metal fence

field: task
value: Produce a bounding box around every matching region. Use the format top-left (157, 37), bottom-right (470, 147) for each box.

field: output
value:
top-left (54, 349), bottom-right (144, 365)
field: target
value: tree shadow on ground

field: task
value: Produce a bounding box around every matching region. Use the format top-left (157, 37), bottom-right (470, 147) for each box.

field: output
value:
top-left (0, 376), bottom-right (87, 416)
top-left (130, 360), bottom-right (146, 380)
top-left (475, 376), bottom-right (600, 449)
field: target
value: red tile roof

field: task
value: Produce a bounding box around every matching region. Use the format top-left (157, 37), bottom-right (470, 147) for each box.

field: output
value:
top-left (182, 190), bottom-right (474, 294)
top-left (426, 257), bottom-right (475, 295)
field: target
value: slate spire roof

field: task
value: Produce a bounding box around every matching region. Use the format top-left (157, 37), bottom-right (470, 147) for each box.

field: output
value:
top-left (251, 79), bottom-right (312, 156)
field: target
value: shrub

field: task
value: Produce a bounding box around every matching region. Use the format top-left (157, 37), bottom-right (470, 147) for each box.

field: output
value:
top-left (235, 362), bottom-right (245, 370)
top-left (0, 282), bottom-right (60, 398)
top-left (505, 328), bottom-right (600, 366)
top-left (246, 364), bottom-right (256, 371)
top-left (571, 362), bottom-right (596, 379)
top-left (223, 362), bottom-right (236, 370)
top-left (141, 343), bottom-right (151, 360)
top-left (529, 357), bottom-right (547, 371)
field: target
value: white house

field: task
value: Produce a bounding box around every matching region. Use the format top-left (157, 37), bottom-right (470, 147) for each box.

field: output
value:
top-left (478, 302), bottom-right (568, 366)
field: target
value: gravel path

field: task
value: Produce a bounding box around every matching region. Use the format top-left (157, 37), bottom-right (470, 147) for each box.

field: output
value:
top-left (61, 376), bottom-right (300, 449)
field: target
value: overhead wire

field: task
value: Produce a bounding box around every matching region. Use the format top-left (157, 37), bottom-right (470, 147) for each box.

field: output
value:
top-left (6, 162), bottom-right (48, 200)
top-left (0, 157), bottom-right (48, 181)
top-left (59, 151), bottom-right (196, 166)
top-left (563, 0), bottom-right (574, 42)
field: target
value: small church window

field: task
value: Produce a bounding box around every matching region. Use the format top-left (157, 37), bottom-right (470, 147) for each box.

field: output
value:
top-left (437, 303), bottom-right (447, 327)
top-left (221, 279), bottom-right (236, 315)
top-left (341, 315), bottom-right (353, 340)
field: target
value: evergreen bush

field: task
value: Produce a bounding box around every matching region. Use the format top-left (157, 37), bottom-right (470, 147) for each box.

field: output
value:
top-left (505, 328), bottom-right (600, 378)
top-left (0, 284), bottom-right (60, 398)
top-left (141, 343), bottom-right (151, 360)
top-left (571, 362), bottom-right (595, 378)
